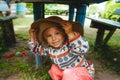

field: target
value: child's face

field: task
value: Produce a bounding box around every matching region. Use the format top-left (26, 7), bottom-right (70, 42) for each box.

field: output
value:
top-left (44, 27), bottom-right (64, 48)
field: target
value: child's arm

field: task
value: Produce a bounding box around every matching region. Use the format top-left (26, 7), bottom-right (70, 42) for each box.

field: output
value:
top-left (70, 34), bottom-right (89, 55)
top-left (28, 28), bottom-right (49, 55)
top-left (28, 28), bottom-right (39, 53)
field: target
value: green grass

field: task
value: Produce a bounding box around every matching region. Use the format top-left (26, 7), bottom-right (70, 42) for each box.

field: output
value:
top-left (13, 15), bottom-right (34, 41)
top-left (85, 21), bottom-right (120, 74)
top-left (0, 57), bottom-right (51, 80)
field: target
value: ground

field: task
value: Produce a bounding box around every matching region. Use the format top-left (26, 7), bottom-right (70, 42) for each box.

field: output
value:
top-left (1, 39), bottom-right (120, 80)
top-left (0, 15), bottom-right (120, 80)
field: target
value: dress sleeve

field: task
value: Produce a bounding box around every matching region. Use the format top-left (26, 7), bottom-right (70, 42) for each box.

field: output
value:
top-left (27, 40), bottom-right (49, 55)
top-left (69, 34), bottom-right (89, 55)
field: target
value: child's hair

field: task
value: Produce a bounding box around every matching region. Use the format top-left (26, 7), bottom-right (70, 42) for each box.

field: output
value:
top-left (36, 21), bottom-right (68, 47)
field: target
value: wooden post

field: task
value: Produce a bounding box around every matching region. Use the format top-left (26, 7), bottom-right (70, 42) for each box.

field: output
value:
top-left (69, 5), bottom-right (75, 21)
top-left (68, 5), bottom-right (87, 27)
top-left (33, 2), bottom-right (44, 21)
top-left (75, 5), bottom-right (87, 27)
top-left (33, 2), bottom-right (44, 68)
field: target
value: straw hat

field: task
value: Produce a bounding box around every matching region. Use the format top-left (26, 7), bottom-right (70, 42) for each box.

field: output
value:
top-left (30, 16), bottom-right (84, 43)
top-left (45, 16), bottom-right (84, 36)
top-left (31, 19), bottom-right (67, 43)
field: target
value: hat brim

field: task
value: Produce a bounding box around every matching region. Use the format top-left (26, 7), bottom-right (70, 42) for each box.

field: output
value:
top-left (45, 16), bottom-right (84, 36)
top-left (30, 16), bottom-right (84, 43)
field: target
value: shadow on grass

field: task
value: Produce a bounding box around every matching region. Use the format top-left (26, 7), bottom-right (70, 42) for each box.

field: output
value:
top-left (94, 44), bottom-right (120, 74)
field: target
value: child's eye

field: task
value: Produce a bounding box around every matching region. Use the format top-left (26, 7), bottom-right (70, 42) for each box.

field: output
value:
top-left (56, 32), bottom-right (60, 35)
top-left (47, 34), bottom-right (52, 37)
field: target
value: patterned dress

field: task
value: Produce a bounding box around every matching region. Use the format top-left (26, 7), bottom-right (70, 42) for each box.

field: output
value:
top-left (28, 32), bottom-right (95, 77)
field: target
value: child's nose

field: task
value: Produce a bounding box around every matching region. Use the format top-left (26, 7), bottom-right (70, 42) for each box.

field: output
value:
top-left (52, 36), bottom-right (56, 40)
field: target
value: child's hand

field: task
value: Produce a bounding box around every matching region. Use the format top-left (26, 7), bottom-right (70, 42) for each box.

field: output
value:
top-left (61, 21), bottom-right (75, 39)
top-left (61, 21), bottom-right (72, 34)
top-left (29, 28), bottom-right (36, 42)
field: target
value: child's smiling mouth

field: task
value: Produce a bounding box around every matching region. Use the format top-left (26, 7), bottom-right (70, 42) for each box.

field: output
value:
top-left (52, 40), bottom-right (61, 47)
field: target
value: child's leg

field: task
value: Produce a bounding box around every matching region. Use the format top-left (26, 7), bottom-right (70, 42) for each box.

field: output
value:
top-left (62, 67), bottom-right (94, 80)
top-left (48, 64), bottom-right (63, 80)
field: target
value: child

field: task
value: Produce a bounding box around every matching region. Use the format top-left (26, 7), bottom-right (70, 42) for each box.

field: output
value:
top-left (28, 19), bottom-right (95, 80)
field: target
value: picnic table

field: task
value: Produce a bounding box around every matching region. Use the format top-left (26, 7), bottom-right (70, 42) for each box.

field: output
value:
top-left (87, 17), bottom-right (120, 48)
top-left (23, 0), bottom-right (107, 26)
top-left (87, 0), bottom-right (120, 48)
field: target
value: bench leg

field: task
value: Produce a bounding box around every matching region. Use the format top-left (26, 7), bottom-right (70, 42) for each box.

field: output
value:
top-left (35, 54), bottom-right (42, 69)
top-left (95, 29), bottom-right (105, 48)
top-left (2, 19), bottom-right (16, 46)
top-left (95, 28), bottom-right (116, 49)
top-left (103, 29), bottom-right (116, 45)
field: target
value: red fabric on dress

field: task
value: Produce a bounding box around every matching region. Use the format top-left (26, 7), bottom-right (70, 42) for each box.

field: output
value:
top-left (48, 64), bottom-right (63, 80)
top-left (48, 64), bottom-right (94, 80)
top-left (62, 67), bottom-right (94, 80)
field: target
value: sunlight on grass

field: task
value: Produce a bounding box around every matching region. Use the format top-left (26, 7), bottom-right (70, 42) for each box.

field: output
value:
top-left (13, 15), bottom-right (33, 30)
top-left (13, 15), bottom-right (34, 41)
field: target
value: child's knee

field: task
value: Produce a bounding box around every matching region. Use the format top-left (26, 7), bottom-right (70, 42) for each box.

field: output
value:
top-left (62, 68), bottom-right (75, 80)
top-left (48, 69), bottom-right (51, 74)
top-left (63, 68), bottom-right (73, 76)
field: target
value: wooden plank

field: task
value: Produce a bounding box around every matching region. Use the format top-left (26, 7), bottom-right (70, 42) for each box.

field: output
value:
top-left (0, 15), bottom-right (18, 21)
top-left (23, 0), bottom-right (76, 4)
top-left (89, 19), bottom-right (117, 31)
top-left (23, 0), bottom-right (108, 4)
top-left (87, 17), bottom-right (120, 29)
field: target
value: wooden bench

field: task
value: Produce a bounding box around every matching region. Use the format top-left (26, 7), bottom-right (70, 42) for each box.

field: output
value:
top-left (0, 15), bottom-right (17, 47)
top-left (87, 17), bottom-right (120, 47)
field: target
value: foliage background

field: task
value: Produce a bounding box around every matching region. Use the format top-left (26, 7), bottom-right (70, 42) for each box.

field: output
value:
top-left (26, 0), bottom-right (120, 21)
top-left (102, 0), bottom-right (120, 21)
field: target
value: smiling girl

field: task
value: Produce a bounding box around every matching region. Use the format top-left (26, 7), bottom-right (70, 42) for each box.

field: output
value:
top-left (28, 20), bottom-right (95, 80)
